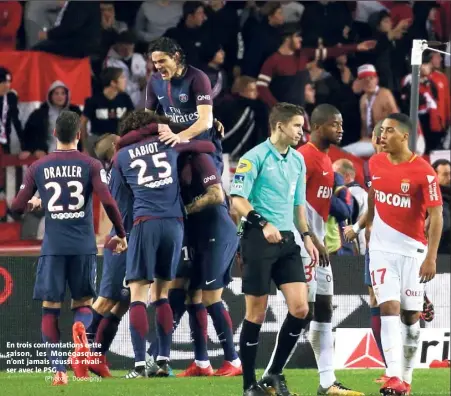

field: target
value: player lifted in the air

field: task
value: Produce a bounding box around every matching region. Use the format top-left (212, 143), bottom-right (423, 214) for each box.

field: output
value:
top-left (145, 36), bottom-right (223, 173)
top-left (367, 113), bottom-right (443, 396)
top-left (113, 110), bottom-right (215, 378)
top-left (11, 111), bottom-right (127, 386)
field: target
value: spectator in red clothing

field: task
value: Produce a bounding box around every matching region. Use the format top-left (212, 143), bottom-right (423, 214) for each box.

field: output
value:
top-left (428, 53), bottom-right (451, 137)
top-left (0, 1), bottom-right (22, 51)
top-left (256, 23), bottom-right (376, 108)
top-left (400, 56), bottom-right (443, 153)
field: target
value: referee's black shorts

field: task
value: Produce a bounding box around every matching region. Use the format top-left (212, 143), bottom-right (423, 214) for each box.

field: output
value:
top-left (240, 228), bottom-right (306, 296)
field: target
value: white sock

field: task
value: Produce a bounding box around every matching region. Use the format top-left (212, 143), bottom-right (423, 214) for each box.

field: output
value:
top-left (195, 359), bottom-right (211, 368)
top-left (381, 316), bottom-right (403, 379)
top-left (156, 355), bottom-right (169, 362)
top-left (308, 321), bottom-right (336, 389)
top-left (401, 321), bottom-right (421, 384)
top-left (229, 357), bottom-right (241, 367)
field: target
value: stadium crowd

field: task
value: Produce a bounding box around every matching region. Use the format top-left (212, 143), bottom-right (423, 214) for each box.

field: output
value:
top-left (0, 2), bottom-right (450, 395)
top-left (0, 0), bottom-right (449, 253)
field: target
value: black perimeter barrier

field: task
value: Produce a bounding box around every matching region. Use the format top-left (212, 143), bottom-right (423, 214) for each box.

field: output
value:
top-left (0, 255), bottom-right (449, 370)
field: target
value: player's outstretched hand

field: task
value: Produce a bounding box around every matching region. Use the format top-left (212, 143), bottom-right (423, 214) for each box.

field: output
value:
top-left (159, 130), bottom-right (182, 147)
top-left (110, 236), bottom-right (128, 254)
top-left (27, 197), bottom-right (42, 212)
top-left (214, 118), bottom-right (225, 138)
top-left (419, 256), bottom-right (436, 283)
top-left (343, 225), bottom-right (358, 242)
top-left (304, 237), bottom-right (319, 266)
top-left (357, 40), bottom-right (377, 51)
top-left (262, 222), bottom-right (282, 244)
top-left (158, 124), bottom-right (173, 134)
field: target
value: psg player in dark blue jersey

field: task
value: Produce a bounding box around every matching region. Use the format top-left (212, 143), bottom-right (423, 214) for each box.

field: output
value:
top-left (145, 37), bottom-right (223, 173)
top-left (174, 153), bottom-right (242, 377)
top-left (81, 133), bottom-right (135, 378)
top-left (113, 110), bottom-right (215, 378)
top-left (11, 111), bottom-right (127, 386)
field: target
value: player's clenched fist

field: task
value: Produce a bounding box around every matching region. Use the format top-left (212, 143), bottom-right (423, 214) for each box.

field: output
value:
top-left (110, 236), bottom-right (128, 254)
top-left (419, 255), bottom-right (436, 283)
top-left (27, 196), bottom-right (42, 212)
top-left (262, 222), bottom-right (282, 244)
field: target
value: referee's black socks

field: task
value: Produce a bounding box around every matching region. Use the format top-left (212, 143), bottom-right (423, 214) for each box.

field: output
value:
top-left (266, 313), bottom-right (308, 375)
top-left (239, 319), bottom-right (262, 390)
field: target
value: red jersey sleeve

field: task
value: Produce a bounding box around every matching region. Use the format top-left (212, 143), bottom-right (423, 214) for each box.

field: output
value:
top-left (420, 165), bottom-right (443, 208)
top-left (191, 153), bottom-right (220, 189)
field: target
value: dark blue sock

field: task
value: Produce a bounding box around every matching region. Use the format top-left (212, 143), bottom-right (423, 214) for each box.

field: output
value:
top-left (42, 308), bottom-right (66, 372)
top-left (129, 301), bottom-right (149, 364)
top-left (87, 309), bottom-right (103, 344)
top-left (187, 303), bottom-right (209, 362)
top-left (154, 298), bottom-right (173, 360)
top-left (146, 326), bottom-right (159, 360)
top-left (72, 306), bottom-right (93, 330)
top-left (371, 307), bottom-right (386, 366)
top-left (168, 288), bottom-right (187, 327)
top-left (207, 301), bottom-right (238, 361)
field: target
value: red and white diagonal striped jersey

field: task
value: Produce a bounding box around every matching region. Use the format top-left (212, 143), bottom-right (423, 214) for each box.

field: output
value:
top-left (298, 142), bottom-right (335, 242)
top-left (369, 153), bottom-right (442, 256)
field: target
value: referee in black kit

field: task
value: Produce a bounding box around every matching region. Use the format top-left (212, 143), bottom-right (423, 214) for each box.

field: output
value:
top-left (230, 103), bottom-right (320, 396)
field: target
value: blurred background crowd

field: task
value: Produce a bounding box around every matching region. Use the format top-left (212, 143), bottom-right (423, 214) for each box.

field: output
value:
top-left (0, 0), bottom-right (449, 254)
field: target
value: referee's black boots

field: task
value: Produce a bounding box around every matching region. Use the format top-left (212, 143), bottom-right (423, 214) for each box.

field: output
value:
top-left (243, 383), bottom-right (274, 396)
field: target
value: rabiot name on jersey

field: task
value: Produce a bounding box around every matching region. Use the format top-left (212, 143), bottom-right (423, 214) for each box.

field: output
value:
top-left (128, 142), bottom-right (159, 159)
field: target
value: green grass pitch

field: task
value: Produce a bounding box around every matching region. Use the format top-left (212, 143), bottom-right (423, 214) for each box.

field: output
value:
top-left (1, 369), bottom-right (449, 396)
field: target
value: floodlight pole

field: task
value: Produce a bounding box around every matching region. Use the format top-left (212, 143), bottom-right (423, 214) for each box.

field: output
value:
top-left (409, 39), bottom-right (427, 152)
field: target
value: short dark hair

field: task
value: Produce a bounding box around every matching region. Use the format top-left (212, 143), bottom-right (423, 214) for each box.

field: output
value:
top-left (279, 23), bottom-right (301, 40)
top-left (261, 1), bottom-right (282, 18)
top-left (55, 111), bottom-right (80, 143)
top-left (385, 113), bottom-right (413, 134)
top-left (182, 1), bottom-right (204, 18)
top-left (100, 67), bottom-right (123, 88)
top-left (116, 30), bottom-right (136, 45)
top-left (269, 102), bottom-right (305, 131)
top-left (310, 104), bottom-right (341, 127)
top-left (432, 158), bottom-right (451, 171)
top-left (118, 110), bottom-right (170, 136)
top-left (148, 37), bottom-right (186, 66)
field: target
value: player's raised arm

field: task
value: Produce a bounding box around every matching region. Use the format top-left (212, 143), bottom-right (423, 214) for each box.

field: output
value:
top-left (90, 159), bottom-right (126, 240)
top-left (11, 165), bottom-right (38, 214)
top-left (174, 140), bottom-right (215, 154)
top-left (116, 123), bottom-right (158, 150)
top-left (185, 154), bottom-right (224, 215)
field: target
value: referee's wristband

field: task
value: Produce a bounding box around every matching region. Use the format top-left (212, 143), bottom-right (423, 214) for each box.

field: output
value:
top-left (246, 210), bottom-right (268, 229)
top-left (352, 223), bottom-right (362, 234)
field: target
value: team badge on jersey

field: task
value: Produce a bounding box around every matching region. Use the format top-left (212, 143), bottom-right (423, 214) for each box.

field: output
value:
top-left (179, 93), bottom-right (188, 103)
top-left (400, 179), bottom-right (410, 193)
top-left (236, 159), bottom-right (252, 173)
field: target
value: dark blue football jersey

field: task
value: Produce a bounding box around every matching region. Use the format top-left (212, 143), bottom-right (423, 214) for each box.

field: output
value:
top-left (114, 135), bottom-right (215, 220)
top-left (146, 65), bottom-right (223, 172)
top-left (108, 164), bottom-right (134, 236)
top-left (11, 150), bottom-right (125, 256)
top-left (180, 153), bottom-right (236, 245)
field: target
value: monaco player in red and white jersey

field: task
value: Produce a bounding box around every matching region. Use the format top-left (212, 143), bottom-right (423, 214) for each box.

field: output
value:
top-left (290, 104), bottom-right (363, 396)
top-left (367, 113), bottom-right (443, 396)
